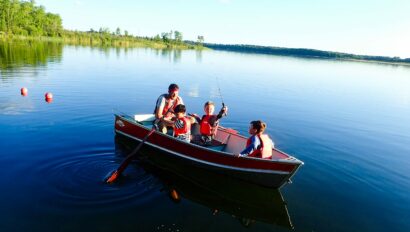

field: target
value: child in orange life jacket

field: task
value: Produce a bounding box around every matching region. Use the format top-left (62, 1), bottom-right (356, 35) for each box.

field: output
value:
top-left (236, 120), bottom-right (274, 159)
top-left (191, 101), bottom-right (228, 145)
top-left (171, 104), bottom-right (195, 143)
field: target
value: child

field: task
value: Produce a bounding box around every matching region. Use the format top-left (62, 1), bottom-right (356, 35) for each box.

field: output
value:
top-left (171, 104), bottom-right (194, 143)
top-left (237, 120), bottom-right (274, 159)
top-left (191, 101), bottom-right (228, 145)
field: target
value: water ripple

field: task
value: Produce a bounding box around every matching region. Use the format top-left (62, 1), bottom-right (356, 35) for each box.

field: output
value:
top-left (33, 146), bottom-right (162, 212)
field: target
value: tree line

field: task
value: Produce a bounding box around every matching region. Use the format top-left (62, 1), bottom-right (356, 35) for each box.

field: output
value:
top-left (0, 0), bottom-right (204, 49)
top-left (204, 43), bottom-right (410, 64)
top-left (0, 0), bottom-right (62, 36)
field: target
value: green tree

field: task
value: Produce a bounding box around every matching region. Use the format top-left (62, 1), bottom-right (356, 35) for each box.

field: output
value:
top-left (161, 32), bottom-right (170, 42)
top-left (174, 30), bottom-right (182, 42)
top-left (197, 35), bottom-right (204, 45)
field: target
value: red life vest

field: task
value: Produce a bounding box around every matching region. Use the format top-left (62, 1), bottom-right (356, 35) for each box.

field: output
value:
top-left (174, 116), bottom-right (191, 137)
top-left (247, 134), bottom-right (273, 159)
top-left (200, 115), bottom-right (218, 136)
top-left (162, 96), bottom-right (181, 117)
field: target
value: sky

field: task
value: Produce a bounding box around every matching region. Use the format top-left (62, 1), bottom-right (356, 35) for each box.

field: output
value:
top-left (35, 0), bottom-right (410, 58)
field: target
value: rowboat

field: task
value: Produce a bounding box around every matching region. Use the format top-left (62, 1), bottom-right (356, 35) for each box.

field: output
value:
top-left (114, 114), bottom-right (304, 188)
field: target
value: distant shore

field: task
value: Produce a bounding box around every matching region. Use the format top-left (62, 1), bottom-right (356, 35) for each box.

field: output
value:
top-left (0, 33), bottom-right (205, 50)
top-left (201, 43), bottom-right (410, 66)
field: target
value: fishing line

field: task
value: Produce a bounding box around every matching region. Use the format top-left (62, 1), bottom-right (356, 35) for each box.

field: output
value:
top-left (215, 76), bottom-right (225, 107)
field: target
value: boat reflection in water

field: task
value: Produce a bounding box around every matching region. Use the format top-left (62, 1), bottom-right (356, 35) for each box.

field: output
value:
top-left (114, 136), bottom-right (294, 229)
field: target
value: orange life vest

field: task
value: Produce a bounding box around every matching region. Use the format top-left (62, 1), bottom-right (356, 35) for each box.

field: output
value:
top-left (174, 116), bottom-right (191, 137)
top-left (247, 134), bottom-right (273, 159)
top-left (162, 96), bottom-right (181, 117)
top-left (200, 115), bottom-right (218, 136)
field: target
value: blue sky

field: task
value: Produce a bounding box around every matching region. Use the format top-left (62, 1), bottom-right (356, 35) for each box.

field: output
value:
top-left (36, 0), bottom-right (410, 58)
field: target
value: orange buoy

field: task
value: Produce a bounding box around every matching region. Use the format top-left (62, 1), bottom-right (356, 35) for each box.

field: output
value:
top-left (169, 189), bottom-right (180, 203)
top-left (45, 92), bottom-right (53, 103)
top-left (45, 92), bottom-right (53, 99)
top-left (21, 87), bottom-right (28, 96)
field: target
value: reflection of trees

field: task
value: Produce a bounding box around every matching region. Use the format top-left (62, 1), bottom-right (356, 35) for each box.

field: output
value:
top-left (196, 49), bottom-right (202, 63)
top-left (158, 49), bottom-right (181, 63)
top-left (0, 41), bottom-right (63, 73)
top-left (173, 49), bottom-right (181, 63)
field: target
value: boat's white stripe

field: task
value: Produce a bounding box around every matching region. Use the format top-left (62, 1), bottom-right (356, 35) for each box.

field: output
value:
top-left (116, 130), bottom-right (291, 175)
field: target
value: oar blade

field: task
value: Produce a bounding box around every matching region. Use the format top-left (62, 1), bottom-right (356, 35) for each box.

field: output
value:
top-left (104, 128), bottom-right (156, 184)
top-left (105, 170), bottom-right (119, 184)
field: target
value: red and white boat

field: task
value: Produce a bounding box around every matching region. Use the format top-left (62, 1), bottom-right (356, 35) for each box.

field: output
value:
top-left (114, 114), bottom-right (304, 188)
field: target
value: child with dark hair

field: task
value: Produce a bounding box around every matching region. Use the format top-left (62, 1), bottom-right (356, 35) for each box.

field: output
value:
top-left (236, 120), bottom-right (274, 159)
top-left (172, 104), bottom-right (193, 143)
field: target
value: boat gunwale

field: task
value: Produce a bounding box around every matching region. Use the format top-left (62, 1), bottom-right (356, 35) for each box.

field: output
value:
top-left (116, 114), bottom-right (304, 166)
top-left (115, 129), bottom-right (291, 175)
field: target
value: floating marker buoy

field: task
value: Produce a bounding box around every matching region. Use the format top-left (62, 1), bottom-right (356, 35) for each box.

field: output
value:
top-left (45, 92), bottom-right (53, 103)
top-left (169, 188), bottom-right (180, 203)
top-left (45, 92), bottom-right (53, 99)
top-left (21, 87), bottom-right (28, 96)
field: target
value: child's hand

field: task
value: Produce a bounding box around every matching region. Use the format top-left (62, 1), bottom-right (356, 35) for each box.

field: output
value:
top-left (221, 106), bottom-right (228, 115)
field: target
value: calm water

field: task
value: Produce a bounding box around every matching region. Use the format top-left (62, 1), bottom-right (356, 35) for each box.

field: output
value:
top-left (1, 42), bottom-right (410, 232)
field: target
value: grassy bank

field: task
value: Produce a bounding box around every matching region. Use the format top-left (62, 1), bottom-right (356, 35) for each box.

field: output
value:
top-left (0, 33), bottom-right (204, 50)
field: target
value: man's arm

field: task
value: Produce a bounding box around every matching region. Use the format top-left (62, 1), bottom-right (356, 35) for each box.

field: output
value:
top-left (178, 96), bottom-right (184, 105)
top-left (155, 95), bottom-right (166, 119)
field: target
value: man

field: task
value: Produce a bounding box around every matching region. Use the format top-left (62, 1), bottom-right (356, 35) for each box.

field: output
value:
top-left (154, 83), bottom-right (184, 133)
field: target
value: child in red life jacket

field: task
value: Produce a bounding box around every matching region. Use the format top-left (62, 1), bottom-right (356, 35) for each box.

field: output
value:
top-left (191, 101), bottom-right (228, 145)
top-left (236, 120), bottom-right (274, 159)
top-left (172, 104), bottom-right (195, 143)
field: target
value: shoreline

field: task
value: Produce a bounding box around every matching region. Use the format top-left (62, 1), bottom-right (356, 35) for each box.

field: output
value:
top-left (2, 35), bottom-right (407, 66)
top-left (202, 43), bottom-right (410, 67)
top-left (0, 34), bottom-right (206, 50)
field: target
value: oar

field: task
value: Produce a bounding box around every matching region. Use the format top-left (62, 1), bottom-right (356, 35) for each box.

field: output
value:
top-left (105, 128), bottom-right (156, 183)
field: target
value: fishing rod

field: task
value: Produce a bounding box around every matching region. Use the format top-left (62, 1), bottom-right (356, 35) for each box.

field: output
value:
top-left (215, 76), bottom-right (225, 107)
top-left (215, 76), bottom-right (227, 116)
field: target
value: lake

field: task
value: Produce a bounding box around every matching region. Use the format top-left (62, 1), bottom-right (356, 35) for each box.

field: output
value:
top-left (1, 41), bottom-right (409, 232)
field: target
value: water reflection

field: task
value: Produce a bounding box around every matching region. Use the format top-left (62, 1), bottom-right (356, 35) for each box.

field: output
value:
top-left (0, 41), bottom-right (63, 73)
top-left (115, 135), bottom-right (293, 229)
top-left (156, 49), bottom-right (182, 63)
top-left (196, 49), bottom-right (203, 62)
